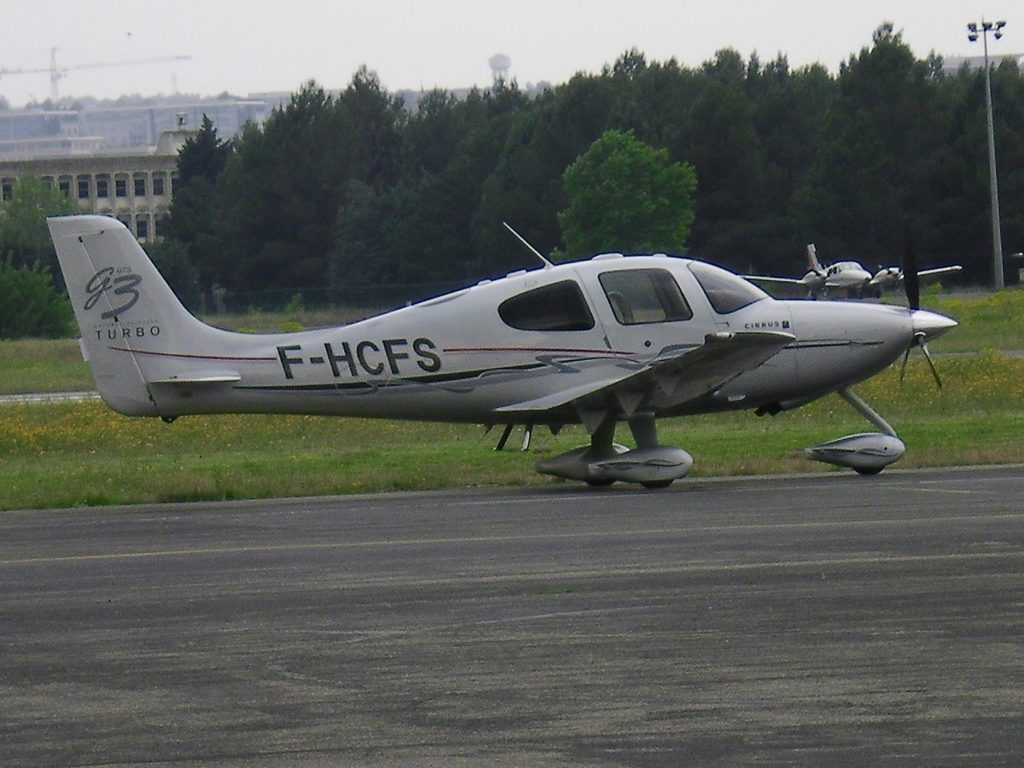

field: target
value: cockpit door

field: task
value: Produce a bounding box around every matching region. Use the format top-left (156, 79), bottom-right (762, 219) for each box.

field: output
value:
top-left (583, 263), bottom-right (704, 355)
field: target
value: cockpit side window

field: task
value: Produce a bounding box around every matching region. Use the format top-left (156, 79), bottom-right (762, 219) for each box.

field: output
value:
top-left (598, 269), bottom-right (693, 325)
top-left (498, 280), bottom-right (595, 331)
top-left (687, 261), bottom-right (768, 314)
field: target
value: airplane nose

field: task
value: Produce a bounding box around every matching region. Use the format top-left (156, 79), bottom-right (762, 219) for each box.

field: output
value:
top-left (910, 309), bottom-right (958, 342)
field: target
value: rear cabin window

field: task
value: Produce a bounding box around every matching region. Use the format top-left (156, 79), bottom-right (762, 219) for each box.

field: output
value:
top-left (498, 280), bottom-right (595, 331)
top-left (599, 269), bottom-right (693, 325)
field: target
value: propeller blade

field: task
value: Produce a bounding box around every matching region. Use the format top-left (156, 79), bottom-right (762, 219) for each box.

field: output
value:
top-left (920, 341), bottom-right (943, 389)
top-left (899, 345), bottom-right (912, 384)
top-left (902, 234), bottom-right (920, 311)
top-left (900, 332), bottom-right (944, 389)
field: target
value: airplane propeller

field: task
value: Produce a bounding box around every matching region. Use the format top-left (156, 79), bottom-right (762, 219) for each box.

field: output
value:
top-left (898, 234), bottom-right (943, 388)
top-left (899, 331), bottom-right (943, 388)
top-left (903, 234), bottom-right (920, 311)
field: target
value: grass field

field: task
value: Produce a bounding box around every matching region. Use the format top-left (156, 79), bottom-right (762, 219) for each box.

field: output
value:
top-left (0, 338), bottom-right (92, 394)
top-left (2, 288), bottom-right (1023, 510)
top-left (926, 288), bottom-right (1024, 352)
top-left (2, 350), bottom-right (1023, 511)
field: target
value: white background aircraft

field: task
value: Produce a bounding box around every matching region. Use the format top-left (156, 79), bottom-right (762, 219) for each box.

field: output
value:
top-left (747, 244), bottom-right (962, 299)
top-left (49, 215), bottom-right (956, 488)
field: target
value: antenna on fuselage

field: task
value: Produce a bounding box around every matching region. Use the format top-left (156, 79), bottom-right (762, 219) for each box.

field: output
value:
top-left (502, 221), bottom-right (554, 270)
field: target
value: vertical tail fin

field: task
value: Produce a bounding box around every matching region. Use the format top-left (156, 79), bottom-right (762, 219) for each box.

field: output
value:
top-left (806, 243), bottom-right (822, 273)
top-left (48, 215), bottom-right (218, 416)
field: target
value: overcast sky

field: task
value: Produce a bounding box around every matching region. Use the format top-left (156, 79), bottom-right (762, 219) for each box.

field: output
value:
top-left (0, 0), bottom-right (1018, 107)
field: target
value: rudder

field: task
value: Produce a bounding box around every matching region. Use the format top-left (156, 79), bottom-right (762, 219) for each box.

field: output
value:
top-left (48, 215), bottom-right (211, 417)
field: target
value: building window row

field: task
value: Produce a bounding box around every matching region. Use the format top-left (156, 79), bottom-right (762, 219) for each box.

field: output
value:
top-left (1, 171), bottom-right (173, 241)
top-left (43, 171), bottom-right (175, 201)
top-left (124, 212), bottom-right (169, 241)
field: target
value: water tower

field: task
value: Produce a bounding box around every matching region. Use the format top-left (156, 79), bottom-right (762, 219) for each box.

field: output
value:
top-left (489, 53), bottom-right (511, 84)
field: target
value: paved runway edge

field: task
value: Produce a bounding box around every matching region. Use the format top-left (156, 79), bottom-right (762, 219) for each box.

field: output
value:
top-left (2, 465), bottom-right (1022, 767)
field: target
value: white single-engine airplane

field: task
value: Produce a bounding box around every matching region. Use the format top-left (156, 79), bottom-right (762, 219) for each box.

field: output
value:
top-left (746, 244), bottom-right (962, 299)
top-left (49, 215), bottom-right (957, 488)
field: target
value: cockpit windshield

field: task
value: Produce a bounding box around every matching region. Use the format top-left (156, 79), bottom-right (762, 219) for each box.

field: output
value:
top-left (687, 261), bottom-right (768, 314)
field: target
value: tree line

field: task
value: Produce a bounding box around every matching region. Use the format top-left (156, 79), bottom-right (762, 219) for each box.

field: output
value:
top-left (4, 22), bottom-right (1023, 334)
top-left (164, 25), bottom-right (1023, 299)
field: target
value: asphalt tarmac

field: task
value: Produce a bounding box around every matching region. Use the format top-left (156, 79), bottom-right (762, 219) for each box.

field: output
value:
top-left (2, 466), bottom-right (1023, 767)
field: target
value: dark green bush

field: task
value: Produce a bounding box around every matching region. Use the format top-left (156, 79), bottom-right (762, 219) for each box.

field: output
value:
top-left (0, 254), bottom-right (74, 339)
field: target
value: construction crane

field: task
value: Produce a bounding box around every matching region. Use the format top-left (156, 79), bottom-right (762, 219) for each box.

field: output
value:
top-left (0, 47), bottom-right (191, 102)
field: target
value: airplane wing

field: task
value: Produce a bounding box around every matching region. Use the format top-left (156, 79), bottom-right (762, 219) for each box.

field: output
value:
top-left (496, 330), bottom-right (794, 419)
top-left (742, 274), bottom-right (805, 286)
top-left (919, 265), bottom-right (962, 279)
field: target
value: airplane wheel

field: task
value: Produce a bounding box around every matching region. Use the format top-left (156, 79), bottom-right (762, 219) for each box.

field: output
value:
top-left (641, 480), bottom-right (674, 489)
top-left (854, 466), bottom-right (883, 476)
top-left (586, 478), bottom-right (615, 487)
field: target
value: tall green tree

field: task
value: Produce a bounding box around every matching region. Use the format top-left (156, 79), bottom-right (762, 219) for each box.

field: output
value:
top-left (558, 129), bottom-right (697, 257)
top-left (0, 176), bottom-right (76, 278)
top-left (940, 59), bottom-right (1024, 284)
top-left (145, 238), bottom-right (201, 310)
top-left (0, 255), bottom-right (73, 339)
top-left (214, 71), bottom-right (406, 291)
top-left (991, 61), bottom-right (1024, 282)
top-left (474, 74), bottom-right (617, 274)
top-left (331, 81), bottom-right (534, 285)
top-left (793, 24), bottom-right (947, 263)
top-left (176, 114), bottom-right (233, 186)
top-left (213, 82), bottom-right (340, 290)
top-left (678, 50), bottom-right (767, 262)
top-left (164, 114), bottom-right (233, 292)
top-left (155, 39), bottom-right (1024, 295)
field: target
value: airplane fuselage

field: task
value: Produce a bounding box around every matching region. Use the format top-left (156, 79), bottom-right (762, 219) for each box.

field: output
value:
top-left (104, 254), bottom-right (923, 425)
top-left (50, 216), bottom-right (957, 484)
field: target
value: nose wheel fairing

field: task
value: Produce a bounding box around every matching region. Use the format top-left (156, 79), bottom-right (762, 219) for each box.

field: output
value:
top-left (804, 432), bottom-right (906, 474)
top-left (804, 387), bottom-right (906, 474)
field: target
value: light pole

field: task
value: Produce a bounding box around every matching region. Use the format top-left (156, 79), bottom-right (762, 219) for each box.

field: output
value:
top-left (967, 19), bottom-right (1007, 289)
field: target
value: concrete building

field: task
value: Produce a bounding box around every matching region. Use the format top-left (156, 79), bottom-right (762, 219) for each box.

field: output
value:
top-left (0, 126), bottom-right (193, 241)
top-left (0, 99), bottom-right (269, 158)
top-left (940, 52), bottom-right (1024, 74)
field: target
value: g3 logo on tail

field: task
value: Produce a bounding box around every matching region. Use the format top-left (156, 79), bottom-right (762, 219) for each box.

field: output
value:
top-left (85, 268), bottom-right (142, 319)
